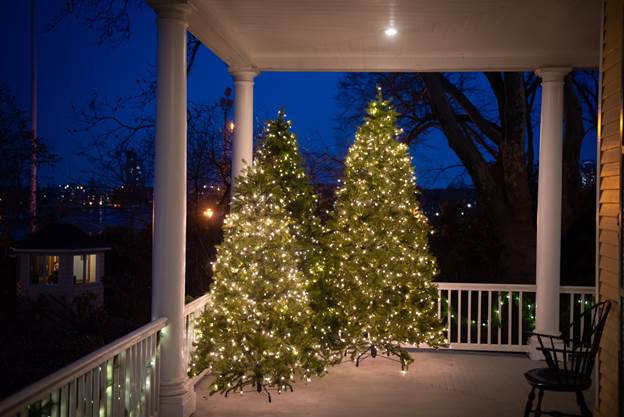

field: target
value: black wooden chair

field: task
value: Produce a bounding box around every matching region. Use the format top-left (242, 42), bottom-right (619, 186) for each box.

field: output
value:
top-left (523, 300), bottom-right (611, 417)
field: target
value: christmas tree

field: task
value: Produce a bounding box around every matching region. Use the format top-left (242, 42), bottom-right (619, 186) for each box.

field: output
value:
top-left (255, 110), bottom-right (343, 364)
top-left (326, 89), bottom-right (446, 370)
top-left (255, 109), bottom-right (321, 266)
top-left (189, 164), bottom-right (327, 400)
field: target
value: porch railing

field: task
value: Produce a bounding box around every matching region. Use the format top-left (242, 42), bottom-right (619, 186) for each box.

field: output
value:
top-left (435, 283), bottom-right (595, 352)
top-left (0, 318), bottom-right (166, 417)
top-left (183, 293), bottom-right (211, 381)
top-left (178, 284), bottom-right (596, 359)
top-left (0, 283), bottom-right (596, 417)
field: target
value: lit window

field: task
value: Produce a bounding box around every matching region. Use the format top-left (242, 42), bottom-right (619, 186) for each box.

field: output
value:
top-left (30, 255), bottom-right (59, 285)
top-left (73, 254), bottom-right (97, 284)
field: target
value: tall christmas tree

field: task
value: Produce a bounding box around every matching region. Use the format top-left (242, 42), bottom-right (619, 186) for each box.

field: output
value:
top-left (255, 110), bottom-right (343, 364)
top-left (189, 164), bottom-right (327, 400)
top-left (254, 109), bottom-right (322, 273)
top-left (326, 89), bottom-right (446, 370)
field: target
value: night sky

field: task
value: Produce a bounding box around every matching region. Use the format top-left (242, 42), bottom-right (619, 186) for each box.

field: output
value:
top-left (0, 1), bottom-right (596, 189)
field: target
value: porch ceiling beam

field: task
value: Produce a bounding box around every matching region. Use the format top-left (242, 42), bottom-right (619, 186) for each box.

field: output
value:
top-left (244, 54), bottom-right (598, 73)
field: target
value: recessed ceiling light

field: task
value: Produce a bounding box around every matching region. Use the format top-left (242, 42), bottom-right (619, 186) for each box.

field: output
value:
top-left (385, 26), bottom-right (398, 37)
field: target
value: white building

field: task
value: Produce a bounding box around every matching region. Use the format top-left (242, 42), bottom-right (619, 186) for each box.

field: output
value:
top-left (12, 223), bottom-right (109, 305)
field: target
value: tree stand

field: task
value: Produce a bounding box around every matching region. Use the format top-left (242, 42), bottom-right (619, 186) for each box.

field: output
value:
top-left (354, 345), bottom-right (409, 371)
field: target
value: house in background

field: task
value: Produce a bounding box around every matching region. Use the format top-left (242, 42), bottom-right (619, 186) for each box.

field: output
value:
top-left (11, 223), bottom-right (110, 305)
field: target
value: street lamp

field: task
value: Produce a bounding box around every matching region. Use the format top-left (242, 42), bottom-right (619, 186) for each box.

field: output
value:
top-left (203, 207), bottom-right (214, 219)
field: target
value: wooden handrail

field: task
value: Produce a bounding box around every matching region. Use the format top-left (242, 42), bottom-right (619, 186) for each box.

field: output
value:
top-left (559, 285), bottom-right (595, 294)
top-left (435, 282), bottom-right (595, 294)
top-left (184, 293), bottom-right (211, 317)
top-left (435, 282), bottom-right (536, 292)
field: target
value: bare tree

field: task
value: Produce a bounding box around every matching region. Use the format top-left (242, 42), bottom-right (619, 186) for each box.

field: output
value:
top-left (51, 0), bottom-right (141, 45)
top-left (187, 102), bottom-right (231, 212)
top-left (0, 85), bottom-right (56, 235)
top-left (71, 78), bottom-right (156, 187)
top-left (73, 82), bottom-right (232, 199)
top-left (52, 0), bottom-right (229, 202)
top-left (337, 71), bottom-right (597, 279)
top-left (52, 0), bottom-right (202, 63)
top-left (59, 0), bottom-right (220, 190)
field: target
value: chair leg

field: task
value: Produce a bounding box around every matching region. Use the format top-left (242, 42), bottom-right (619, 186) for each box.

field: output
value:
top-left (576, 391), bottom-right (592, 417)
top-left (534, 389), bottom-right (544, 417)
top-left (524, 387), bottom-right (536, 417)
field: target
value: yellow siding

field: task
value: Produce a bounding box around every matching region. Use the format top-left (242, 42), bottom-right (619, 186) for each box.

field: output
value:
top-left (597, 0), bottom-right (623, 416)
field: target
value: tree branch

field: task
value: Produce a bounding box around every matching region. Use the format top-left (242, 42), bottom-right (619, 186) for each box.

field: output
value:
top-left (438, 74), bottom-right (503, 144)
top-left (421, 73), bottom-right (500, 199)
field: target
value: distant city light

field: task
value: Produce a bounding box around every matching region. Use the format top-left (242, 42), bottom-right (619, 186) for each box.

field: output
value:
top-left (229, 121), bottom-right (235, 132)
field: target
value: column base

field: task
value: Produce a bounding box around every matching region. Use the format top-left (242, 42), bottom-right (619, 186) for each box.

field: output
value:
top-left (527, 335), bottom-right (545, 360)
top-left (159, 379), bottom-right (196, 417)
top-left (527, 333), bottom-right (562, 361)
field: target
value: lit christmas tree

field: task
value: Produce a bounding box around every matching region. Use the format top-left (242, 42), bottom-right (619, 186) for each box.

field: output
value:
top-left (189, 164), bottom-right (327, 400)
top-left (326, 89), bottom-right (446, 370)
top-left (255, 109), bottom-right (321, 266)
top-left (256, 110), bottom-right (343, 364)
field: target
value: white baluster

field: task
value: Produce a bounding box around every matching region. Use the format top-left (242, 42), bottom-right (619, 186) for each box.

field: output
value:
top-left (477, 291), bottom-right (482, 344)
top-left (467, 290), bottom-right (472, 344)
top-left (507, 291), bottom-right (512, 345)
top-left (487, 291), bottom-right (492, 345)
top-left (457, 290), bottom-right (462, 343)
top-left (519, 292), bottom-right (524, 346)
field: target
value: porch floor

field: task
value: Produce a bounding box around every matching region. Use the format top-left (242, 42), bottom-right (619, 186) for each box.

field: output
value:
top-left (194, 350), bottom-right (594, 417)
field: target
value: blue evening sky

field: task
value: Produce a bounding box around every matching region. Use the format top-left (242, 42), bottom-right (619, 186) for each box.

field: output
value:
top-left (0, 1), bottom-right (596, 189)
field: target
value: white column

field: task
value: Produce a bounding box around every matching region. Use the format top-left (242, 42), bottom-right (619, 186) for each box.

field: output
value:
top-left (531, 67), bottom-right (570, 358)
top-left (151, 3), bottom-right (195, 416)
top-left (229, 67), bottom-right (258, 194)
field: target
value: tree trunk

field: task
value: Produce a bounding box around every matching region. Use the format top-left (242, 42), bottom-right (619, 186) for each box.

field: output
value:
top-left (561, 77), bottom-right (585, 233)
top-left (496, 216), bottom-right (536, 281)
top-left (496, 73), bottom-right (535, 281)
top-left (423, 72), bottom-right (536, 281)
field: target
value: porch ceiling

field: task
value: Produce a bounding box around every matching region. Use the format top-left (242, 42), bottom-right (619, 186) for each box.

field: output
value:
top-left (169, 0), bottom-right (601, 72)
